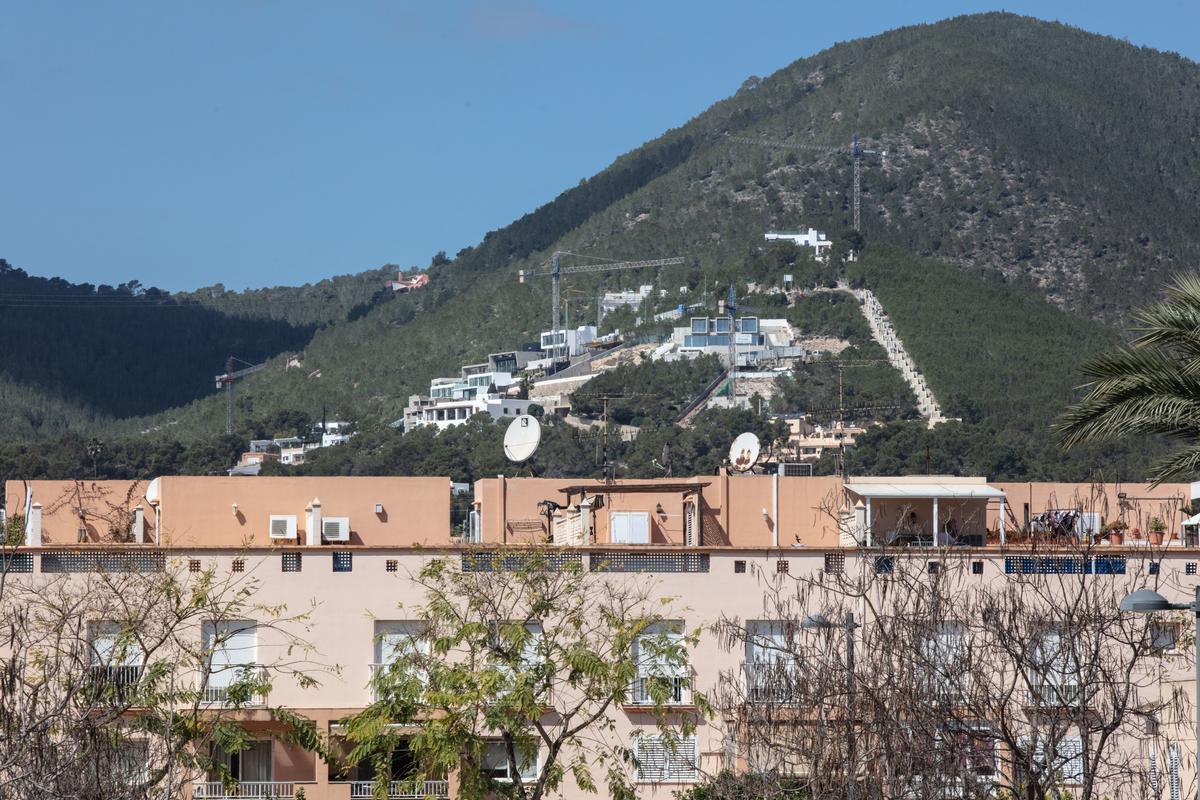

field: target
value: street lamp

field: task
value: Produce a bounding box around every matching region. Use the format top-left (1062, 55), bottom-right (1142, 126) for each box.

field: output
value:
top-left (1119, 586), bottom-right (1200, 800)
top-left (803, 612), bottom-right (861, 800)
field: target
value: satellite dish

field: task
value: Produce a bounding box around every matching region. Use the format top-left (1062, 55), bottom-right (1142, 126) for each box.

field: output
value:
top-left (728, 432), bottom-right (761, 473)
top-left (504, 415), bottom-right (542, 463)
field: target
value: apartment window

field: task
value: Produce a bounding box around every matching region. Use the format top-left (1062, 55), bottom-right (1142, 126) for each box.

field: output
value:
top-left (373, 621), bottom-right (429, 699)
top-left (208, 741), bottom-right (272, 785)
top-left (114, 740), bottom-right (150, 787)
top-left (734, 560), bottom-right (746, 574)
top-left (231, 559), bottom-right (245, 573)
top-left (482, 740), bottom-right (538, 783)
top-left (489, 621), bottom-right (546, 696)
top-left (635, 735), bottom-right (698, 783)
top-left (610, 511), bottom-right (650, 544)
top-left (201, 621), bottom-right (259, 705)
top-left (1150, 622), bottom-right (1179, 653)
top-left (89, 622), bottom-right (145, 699)
top-left (1028, 628), bottom-right (1079, 707)
top-left (189, 559), bottom-right (202, 573)
top-left (632, 622), bottom-right (689, 705)
top-left (386, 559), bottom-right (399, 572)
top-left (332, 551), bottom-right (352, 572)
top-left (746, 621), bottom-right (795, 704)
top-left (1149, 561), bottom-right (1161, 575)
top-left (824, 553), bottom-right (845, 575)
top-left (776, 559), bottom-right (789, 574)
top-left (1025, 735), bottom-right (1083, 785)
top-left (281, 552), bottom-right (302, 572)
top-left (972, 560), bottom-right (984, 575)
top-left (922, 623), bottom-right (968, 690)
top-left (1188, 563), bottom-right (1198, 576)
top-left (875, 556), bottom-right (894, 575)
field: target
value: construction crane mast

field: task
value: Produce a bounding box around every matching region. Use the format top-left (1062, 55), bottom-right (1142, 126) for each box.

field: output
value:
top-left (519, 251), bottom-right (686, 366)
top-left (726, 133), bottom-right (884, 231)
top-left (214, 356), bottom-right (267, 435)
top-left (718, 286), bottom-right (738, 401)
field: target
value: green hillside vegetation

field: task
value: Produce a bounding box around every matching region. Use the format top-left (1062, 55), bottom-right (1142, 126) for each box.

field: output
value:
top-left (0, 260), bottom-right (319, 433)
top-left (274, 409), bottom-right (787, 484)
top-left (178, 265), bottom-right (396, 327)
top-left (847, 246), bottom-right (1120, 428)
top-left (571, 355), bottom-right (725, 426)
top-left (2, 13), bottom-right (1197, 483)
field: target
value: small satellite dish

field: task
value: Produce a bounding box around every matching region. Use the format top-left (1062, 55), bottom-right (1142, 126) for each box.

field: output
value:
top-left (728, 432), bottom-right (761, 473)
top-left (503, 415), bottom-right (542, 462)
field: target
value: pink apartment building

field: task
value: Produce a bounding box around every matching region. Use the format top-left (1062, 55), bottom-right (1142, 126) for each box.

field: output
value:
top-left (3, 473), bottom-right (1199, 798)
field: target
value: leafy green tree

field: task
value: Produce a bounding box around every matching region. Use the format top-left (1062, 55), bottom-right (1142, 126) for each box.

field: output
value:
top-left (344, 549), bottom-right (706, 800)
top-left (1057, 274), bottom-right (1200, 482)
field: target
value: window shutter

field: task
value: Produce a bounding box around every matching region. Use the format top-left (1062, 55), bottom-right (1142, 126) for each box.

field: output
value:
top-left (1059, 736), bottom-right (1083, 783)
top-left (636, 736), bottom-right (697, 782)
top-left (203, 621), bottom-right (256, 687)
top-left (636, 738), bottom-right (667, 781)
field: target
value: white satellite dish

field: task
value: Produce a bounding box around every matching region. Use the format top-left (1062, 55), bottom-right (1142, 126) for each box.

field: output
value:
top-left (503, 415), bottom-right (542, 463)
top-left (728, 432), bottom-right (761, 473)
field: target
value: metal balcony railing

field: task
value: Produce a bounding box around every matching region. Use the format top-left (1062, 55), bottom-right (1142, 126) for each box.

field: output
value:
top-left (349, 779), bottom-right (450, 798)
top-left (201, 666), bottom-right (268, 707)
top-left (744, 662), bottom-right (798, 704)
top-left (192, 782), bottom-right (294, 798)
top-left (1026, 680), bottom-right (1082, 708)
top-left (88, 664), bottom-right (144, 701)
top-left (369, 662), bottom-right (428, 702)
top-left (628, 675), bottom-right (691, 706)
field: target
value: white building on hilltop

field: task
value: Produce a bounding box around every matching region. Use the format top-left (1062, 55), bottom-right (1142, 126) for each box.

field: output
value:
top-left (600, 285), bottom-right (654, 316)
top-left (539, 325), bottom-right (598, 359)
top-left (764, 227), bottom-right (832, 262)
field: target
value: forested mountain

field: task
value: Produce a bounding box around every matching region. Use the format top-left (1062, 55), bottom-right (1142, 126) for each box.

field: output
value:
top-left (3, 13), bottom-right (1198, 479)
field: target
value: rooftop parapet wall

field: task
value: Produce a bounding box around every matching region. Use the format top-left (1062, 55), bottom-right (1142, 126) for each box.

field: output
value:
top-left (5, 476), bottom-right (452, 547)
top-left (472, 474), bottom-right (844, 548)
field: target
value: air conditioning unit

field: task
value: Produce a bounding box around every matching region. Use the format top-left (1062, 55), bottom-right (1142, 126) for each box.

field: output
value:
top-left (778, 462), bottom-right (813, 477)
top-left (269, 515), bottom-right (297, 540)
top-left (322, 516), bottom-right (351, 543)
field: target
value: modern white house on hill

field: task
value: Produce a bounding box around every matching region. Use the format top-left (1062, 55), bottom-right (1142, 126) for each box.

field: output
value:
top-left (764, 227), bottom-right (832, 262)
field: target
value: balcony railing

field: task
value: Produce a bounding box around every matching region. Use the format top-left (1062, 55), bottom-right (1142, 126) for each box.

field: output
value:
top-left (88, 664), bottom-right (144, 701)
top-left (349, 779), bottom-right (450, 798)
top-left (744, 662), bottom-right (797, 704)
top-left (628, 675), bottom-right (691, 706)
top-left (369, 662), bottom-right (427, 702)
top-left (1026, 680), bottom-right (1081, 708)
top-left (202, 666), bottom-right (268, 707)
top-left (192, 782), bottom-right (294, 798)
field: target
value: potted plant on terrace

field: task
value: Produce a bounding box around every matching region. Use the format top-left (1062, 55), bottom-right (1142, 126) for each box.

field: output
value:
top-left (1148, 516), bottom-right (1167, 546)
top-left (1105, 519), bottom-right (1128, 546)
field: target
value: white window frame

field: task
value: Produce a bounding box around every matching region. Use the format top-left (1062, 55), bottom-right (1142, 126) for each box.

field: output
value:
top-left (635, 735), bottom-right (699, 783)
top-left (610, 511), bottom-right (650, 544)
top-left (482, 740), bottom-right (539, 784)
top-left (89, 621), bottom-right (144, 667)
top-left (201, 620), bottom-right (258, 702)
top-left (632, 621), bottom-right (689, 705)
top-left (210, 740), bottom-right (273, 783)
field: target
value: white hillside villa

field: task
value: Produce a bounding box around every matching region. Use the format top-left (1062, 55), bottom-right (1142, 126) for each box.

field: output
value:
top-left (764, 227), bottom-right (832, 262)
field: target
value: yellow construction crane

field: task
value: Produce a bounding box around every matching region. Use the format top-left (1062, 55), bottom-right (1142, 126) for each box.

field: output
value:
top-left (519, 251), bottom-right (685, 366)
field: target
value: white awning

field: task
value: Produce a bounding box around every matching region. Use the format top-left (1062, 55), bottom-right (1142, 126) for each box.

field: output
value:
top-left (1183, 512), bottom-right (1200, 527)
top-left (845, 482), bottom-right (1006, 499)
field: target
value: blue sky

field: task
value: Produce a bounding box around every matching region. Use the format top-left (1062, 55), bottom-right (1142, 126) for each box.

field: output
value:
top-left (1, 1), bottom-right (1196, 292)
